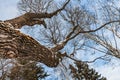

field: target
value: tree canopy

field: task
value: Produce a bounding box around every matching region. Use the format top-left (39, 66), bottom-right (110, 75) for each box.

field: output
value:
top-left (0, 0), bottom-right (120, 80)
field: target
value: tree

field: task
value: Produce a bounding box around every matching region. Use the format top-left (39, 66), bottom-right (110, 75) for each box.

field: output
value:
top-left (1, 0), bottom-right (120, 80)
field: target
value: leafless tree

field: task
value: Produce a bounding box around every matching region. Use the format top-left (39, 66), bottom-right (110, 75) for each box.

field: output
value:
top-left (1, 0), bottom-right (120, 80)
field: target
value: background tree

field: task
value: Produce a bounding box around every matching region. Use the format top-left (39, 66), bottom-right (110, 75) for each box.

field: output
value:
top-left (0, 0), bottom-right (120, 80)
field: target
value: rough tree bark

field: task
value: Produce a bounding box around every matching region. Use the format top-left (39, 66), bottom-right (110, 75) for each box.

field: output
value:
top-left (0, 0), bottom-right (106, 79)
top-left (0, 0), bottom-right (71, 67)
top-left (0, 22), bottom-right (106, 79)
top-left (0, 21), bottom-right (59, 67)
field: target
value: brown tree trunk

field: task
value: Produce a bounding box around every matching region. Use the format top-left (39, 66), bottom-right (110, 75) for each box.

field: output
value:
top-left (0, 22), bottom-right (59, 67)
top-left (0, 0), bottom-right (71, 67)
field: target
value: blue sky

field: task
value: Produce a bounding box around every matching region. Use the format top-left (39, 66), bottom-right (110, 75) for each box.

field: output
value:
top-left (0, 0), bottom-right (120, 80)
top-left (0, 0), bottom-right (19, 20)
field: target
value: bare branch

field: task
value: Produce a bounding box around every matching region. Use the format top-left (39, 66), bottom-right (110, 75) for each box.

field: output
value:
top-left (78, 20), bottom-right (120, 33)
top-left (4, 0), bottom-right (70, 29)
top-left (83, 55), bottom-right (108, 63)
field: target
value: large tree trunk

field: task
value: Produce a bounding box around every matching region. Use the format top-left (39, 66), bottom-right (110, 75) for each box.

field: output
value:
top-left (0, 0), bottom-right (71, 67)
top-left (0, 21), bottom-right (59, 67)
top-left (0, 15), bottom-right (106, 80)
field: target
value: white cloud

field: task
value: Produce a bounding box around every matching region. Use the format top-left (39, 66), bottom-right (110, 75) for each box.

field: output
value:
top-left (95, 58), bottom-right (120, 80)
top-left (96, 65), bottom-right (120, 80)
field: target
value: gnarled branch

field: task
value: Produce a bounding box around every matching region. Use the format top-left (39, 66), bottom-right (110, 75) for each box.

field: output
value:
top-left (4, 0), bottom-right (70, 29)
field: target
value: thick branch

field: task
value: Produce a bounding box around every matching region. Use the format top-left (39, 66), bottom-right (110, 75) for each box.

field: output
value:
top-left (4, 0), bottom-right (70, 29)
top-left (5, 17), bottom-right (46, 29)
